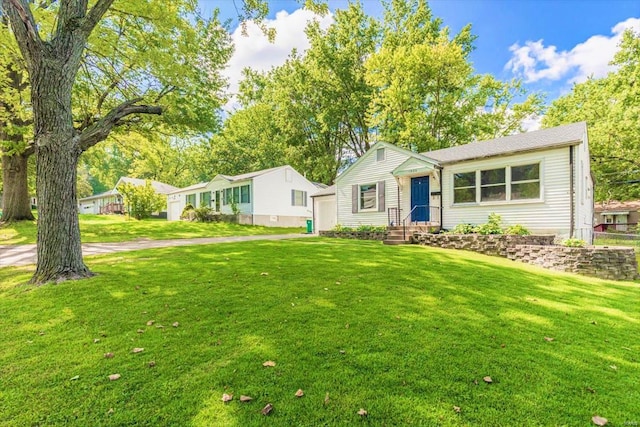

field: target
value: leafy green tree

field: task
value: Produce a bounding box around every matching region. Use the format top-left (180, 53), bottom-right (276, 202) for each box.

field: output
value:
top-left (0, 12), bottom-right (34, 221)
top-left (117, 180), bottom-right (165, 220)
top-left (543, 30), bottom-right (640, 201)
top-left (0, 0), bottom-right (232, 283)
top-left (366, 0), bottom-right (544, 152)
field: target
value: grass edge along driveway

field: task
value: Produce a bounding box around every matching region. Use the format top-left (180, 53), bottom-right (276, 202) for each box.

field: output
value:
top-left (0, 214), bottom-right (305, 245)
top-left (0, 238), bottom-right (638, 426)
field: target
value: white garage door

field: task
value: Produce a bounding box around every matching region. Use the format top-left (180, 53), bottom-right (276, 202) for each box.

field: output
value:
top-left (315, 197), bottom-right (337, 231)
top-left (168, 201), bottom-right (182, 221)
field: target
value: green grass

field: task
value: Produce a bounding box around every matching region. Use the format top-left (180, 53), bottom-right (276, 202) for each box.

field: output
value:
top-left (0, 239), bottom-right (638, 426)
top-left (0, 214), bottom-right (304, 245)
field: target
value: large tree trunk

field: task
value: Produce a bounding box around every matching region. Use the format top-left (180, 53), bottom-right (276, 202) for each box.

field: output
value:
top-left (1, 151), bottom-right (34, 222)
top-left (30, 55), bottom-right (92, 283)
top-left (32, 139), bottom-right (91, 283)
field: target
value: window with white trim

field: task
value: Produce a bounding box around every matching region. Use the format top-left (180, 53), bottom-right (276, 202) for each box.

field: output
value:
top-left (376, 148), bottom-right (385, 162)
top-left (453, 163), bottom-right (540, 204)
top-left (480, 168), bottom-right (506, 202)
top-left (360, 183), bottom-right (377, 210)
top-left (240, 185), bottom-right (250, 204)
top-left (453, 172), bottom-right (476, 204)
top-left (291, 190), bottom-right (307, 207)
top-left (186, 194), bottom-right (196, 207)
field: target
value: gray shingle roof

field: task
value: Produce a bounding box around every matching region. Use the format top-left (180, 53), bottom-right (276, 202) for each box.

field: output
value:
top-left (423, 122), bottom-right (587, 164)
top-left (311, 184), bottom-right (335, 197)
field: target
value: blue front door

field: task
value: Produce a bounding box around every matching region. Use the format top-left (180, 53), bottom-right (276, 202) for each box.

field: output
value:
top-left (410, 176), bottom-right (430, 222)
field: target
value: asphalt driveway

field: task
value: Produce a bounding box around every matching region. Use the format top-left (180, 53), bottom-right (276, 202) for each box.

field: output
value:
top-left (0, 233), bottom-right (315, 267)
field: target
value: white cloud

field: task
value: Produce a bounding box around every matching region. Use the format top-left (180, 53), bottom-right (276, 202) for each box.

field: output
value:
top-left (505, 17), bottom-right (640, 84)
top-left (222, 8), bottom-right (334, 110)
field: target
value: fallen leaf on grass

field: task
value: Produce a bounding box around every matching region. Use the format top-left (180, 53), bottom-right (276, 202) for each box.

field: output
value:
top-left (106, 408), bottom-right (114, 415)
top-left (357, 408), bottom-right (368, 416)
top-left (592, 415), bottom-right (608, 426)
top-left (172, 322), bottom-right (179, 328)
top-left (70, 375), bottom-right (80, 381)
top-left (586, 387), bottom-right (595, 393)
top-left (345, 323), bottom-right (349, 329)
top-left (295, 389), bottom-right (304, 397)
top-left (473, 379), bottom-right (478, 385)
top-left (339, 350), bottom-right (346, 354)
top-left (609, 365), bottom-right (618, 371)
top-left (93, 338), bottom-right (100, 343)
top-left (104, 352), bottom-right (114, 359)
top-left (240, 395), bottom-right (252, 402)
top-left (156, 325), bottom-right (164, 329)
top-left (483, 376), bottom-right (493, 383)
top-left (132, 348), bottom-right (144, 354)
top-left (324, 392), bottom-right (330, 405)
top-left (137, 329), bottom-right (145, 334)
top-left (148, 361), bottom-right (156, 368)
top-left (544, 337), bottom-right (555, 342)
top-left (146, 320), bottom-right (155, 326)
top-left (221, 393), bottom-right (233, 402)
top-left (453, 406), bottom-right (461, 413)
top-left (261, 403), bottom-right (273, 415)
top-left (262, 361), bottom-right (276, 367)
top-left (500, 343), bottom-right (506, 348)
top-left (260, 272), bottom-right (269, 276)
top-left (108, 374), bottom-right (121, 381)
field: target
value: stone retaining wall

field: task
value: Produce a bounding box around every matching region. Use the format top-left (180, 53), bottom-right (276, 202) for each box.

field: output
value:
top-left (319, 230), bottom-right (388, 241)
top-left (413, 233), bottom-right (555, 257)
top-left (507, 245), bottom-right (640, 281)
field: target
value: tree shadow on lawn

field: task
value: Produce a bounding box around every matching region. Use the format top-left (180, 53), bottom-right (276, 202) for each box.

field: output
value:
top-left (1, 239), bottom-right (638, 425)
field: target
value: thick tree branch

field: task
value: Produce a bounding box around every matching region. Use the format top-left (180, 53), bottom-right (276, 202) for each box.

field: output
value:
top-left (2, 0), bottom-right (44, 64)
top-left (80, 0), bottom-right (115, 37)
top-left (78, 98), bottom-right (162, 151)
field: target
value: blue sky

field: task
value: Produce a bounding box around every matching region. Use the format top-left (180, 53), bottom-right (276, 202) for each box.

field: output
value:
top-left (198, 0), bottom-right (639, 126)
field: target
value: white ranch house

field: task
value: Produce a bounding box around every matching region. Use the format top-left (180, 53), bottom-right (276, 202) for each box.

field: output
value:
top-left (167, 165), bottom-right (320, 227)
top-left (78, 177), bottom-right (177, 215)
top-left (313, 122), bottom-right (594, 241)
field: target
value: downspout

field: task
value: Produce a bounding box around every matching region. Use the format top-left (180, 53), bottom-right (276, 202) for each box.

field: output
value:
top-left (439, 166), bottom-right (444, 227)
top-left (396, 177), bottom-right (401, 226)
top-left (569, 146), bottom-right (575, 238)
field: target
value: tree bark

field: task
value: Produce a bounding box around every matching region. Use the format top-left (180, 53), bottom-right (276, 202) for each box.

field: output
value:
top-left (2, 0), bottom-right (160, 284)
top-left (1, 150), bottom-right (34, 222)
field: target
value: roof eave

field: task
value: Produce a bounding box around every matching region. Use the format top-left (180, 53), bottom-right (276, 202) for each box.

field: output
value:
top-left (436, 139), bottom-right (583, 165)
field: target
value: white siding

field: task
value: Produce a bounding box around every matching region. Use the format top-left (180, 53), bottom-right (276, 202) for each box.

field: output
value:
top-left (336, 145), bottom-right (412, 227)
top-left (313, 194), bottom-right (337, 231)
top-left (252, 167), bottom-right (315, 218)
top-left (574, 133), bottom-right (594, 242)
top-left (442, 147), bottom-right (573, 236)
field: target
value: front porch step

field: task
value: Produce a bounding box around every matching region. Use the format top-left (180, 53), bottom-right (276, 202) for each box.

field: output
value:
top-left (383, 223), bottom-right (440, 245)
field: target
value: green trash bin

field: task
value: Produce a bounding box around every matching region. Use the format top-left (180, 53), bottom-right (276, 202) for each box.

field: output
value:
top-left (306, 219), bottom-right (313, 234)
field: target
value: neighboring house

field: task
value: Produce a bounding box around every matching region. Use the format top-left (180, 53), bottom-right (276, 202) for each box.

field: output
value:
top-left (167, 165), bottom-right (320, 227)
top-left (78, 177), bottom-right (178, 216)
top-left (315, 122), bottom-right (593, 241)
top-left (594, 200), bottom-right (640, 232)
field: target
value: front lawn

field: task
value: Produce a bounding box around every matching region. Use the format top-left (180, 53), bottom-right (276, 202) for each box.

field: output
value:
top-left (0, 239), bottom-right (638, 426)
top-left (0, 214), bottom-right (304, 245)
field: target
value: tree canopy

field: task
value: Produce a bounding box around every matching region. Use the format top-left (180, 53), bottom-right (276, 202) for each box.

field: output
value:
top-left (216, 0), bottom-right (544, 184)
top-left (543, 29), bottom-right (640, 201)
